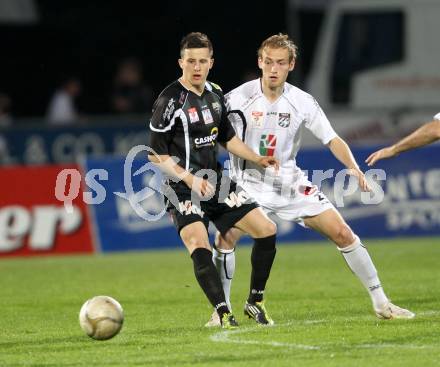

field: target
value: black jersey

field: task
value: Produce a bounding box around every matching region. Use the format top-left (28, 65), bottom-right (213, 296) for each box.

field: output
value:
top-left (148, 80), bottom-right (236, 190)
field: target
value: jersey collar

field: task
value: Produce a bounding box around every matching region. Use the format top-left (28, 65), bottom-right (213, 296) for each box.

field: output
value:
top-left (256, 78), bottom-right (287, 104)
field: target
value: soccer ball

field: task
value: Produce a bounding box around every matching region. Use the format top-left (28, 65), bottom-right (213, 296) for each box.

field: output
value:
top-left (79, 295), bottom-right (124, 340)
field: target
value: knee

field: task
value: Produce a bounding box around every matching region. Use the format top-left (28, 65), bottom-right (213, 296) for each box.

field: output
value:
top-left (333, 224), bottom-right (355, 246)
top-left (216, 230), bottom-right (237, 251)
top-left (181, 233), bottom-right (207, 250)
top-left (255, 219), bottom-right (277, 239)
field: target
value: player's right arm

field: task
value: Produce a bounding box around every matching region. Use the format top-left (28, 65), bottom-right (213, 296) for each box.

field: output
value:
top-left (147, 94), bottom-right (214, 197)
top-left (366, 115), bottom-right (440, 166)
top-left (148, 153), bottom-right (214, 197)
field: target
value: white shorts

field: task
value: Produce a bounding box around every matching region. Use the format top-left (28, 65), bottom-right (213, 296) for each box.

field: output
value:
top-left (241, 179), bottom-right (335, 227)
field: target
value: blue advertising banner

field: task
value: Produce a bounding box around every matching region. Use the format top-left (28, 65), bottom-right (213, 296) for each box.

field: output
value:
top-left (0, 124), bottom-right (148, 165)
top-left (278, 144), bottom-right (440, 241)
top-left (83, 145), bottom-right (440, 252)
top-left (83, 155), bottom-right (179, 252)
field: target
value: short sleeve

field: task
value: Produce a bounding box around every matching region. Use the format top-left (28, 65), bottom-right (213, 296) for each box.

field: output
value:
top-left (148, 95), bottom-right (179, 155)
top-left (217, 99), bottom-right (236, 143)
top-left (304, 96), bottom-right (338, 145)
top-left (149, 95), bottom-right (179, 132)
top-left (434, 112), bottom-right (440, 121)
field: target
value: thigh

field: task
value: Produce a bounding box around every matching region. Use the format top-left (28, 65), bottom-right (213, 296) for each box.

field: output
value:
top-left (209, 179), bottom-right (259, 236)
top-left (279, 184), bottom-right (334, 223)
top-left (233, 207), bottom-right (276, 239)
top-left (168, 191), bottom-right (210, 235)
top-left (180, 221), bottom-right (211, 254)
top-left (303, 208), bottom-right (354, 242)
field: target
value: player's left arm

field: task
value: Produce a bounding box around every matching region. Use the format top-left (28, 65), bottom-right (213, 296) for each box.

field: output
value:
top-left (327, 136), bottom-right (370, 192)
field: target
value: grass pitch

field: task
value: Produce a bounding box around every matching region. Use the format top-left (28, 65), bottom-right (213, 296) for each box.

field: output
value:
top-left (0, 238), bottom-right (439, 366)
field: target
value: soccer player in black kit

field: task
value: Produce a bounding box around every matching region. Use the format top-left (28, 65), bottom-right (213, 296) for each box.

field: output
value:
top-left (148, 32), bottom-right (279, 328)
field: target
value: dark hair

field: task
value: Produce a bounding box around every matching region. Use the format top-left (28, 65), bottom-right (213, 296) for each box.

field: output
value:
top-left (180, 32), bottom-right (213, 58)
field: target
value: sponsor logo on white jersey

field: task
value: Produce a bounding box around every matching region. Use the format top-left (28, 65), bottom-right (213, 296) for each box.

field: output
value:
top-left (278, 113), bottom-right (291, 127)
top-left (251, 111), bottom-right (264, 127)
top-left (259, 134), bottom-right (277, 156)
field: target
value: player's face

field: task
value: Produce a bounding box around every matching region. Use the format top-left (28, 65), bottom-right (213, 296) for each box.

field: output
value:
top-left (258, 47), bottom-right (295, 89)
top-left (179, 48), bottom-right (214, 90)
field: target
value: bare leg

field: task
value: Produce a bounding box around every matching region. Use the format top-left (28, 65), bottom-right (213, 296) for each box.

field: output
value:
top-left (303, 209), bottom-right (414, 319)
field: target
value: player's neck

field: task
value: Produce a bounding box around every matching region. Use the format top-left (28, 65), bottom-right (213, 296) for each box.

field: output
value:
top-left (261, 80), bottom-right (284, 103)
top-left (179, 77), bottom-right (204, 96)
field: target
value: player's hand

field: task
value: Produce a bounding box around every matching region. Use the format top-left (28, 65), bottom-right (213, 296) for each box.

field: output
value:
top-left (348, 167), bottom-right (371, 192)
top-left (187, 175), bottom-right (215, 198)
top-left (257, 156), bottom-right (280, 172)
top-left (365, 146), bottom-right (396, 166)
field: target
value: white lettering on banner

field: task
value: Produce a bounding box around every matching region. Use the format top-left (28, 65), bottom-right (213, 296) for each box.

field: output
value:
top-left (407, 171), bottom-right (423, 196)
top-left (386, 205), bottom-right (440, 230)
top-left (329, 168), bottom-right (440, 231)
top-left (0, 135), bottom-right (18, 165)
top-left (384, 169), bottom-right (440, 201)
top-left (113, 132), bottom-right (149, 155)
top-left (0, 206), bottom-right (31, 252)
top-left (224, 191), bottom-right (250, 208)
top-left (386, 176), bottom-right (409, 201)
top-left (115, 195), bottom-right (170, 231)
top-left (425, 169), bottom-right (440, 198)
top-left (52, 133), bottom-right (105, 163)
top-left (24, 135), bottom-right (48, 164)
top-left (0, 206), bottom-right (82, 252)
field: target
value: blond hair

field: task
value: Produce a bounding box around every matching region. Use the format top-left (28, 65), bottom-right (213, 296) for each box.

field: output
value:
top-left (258, 33), bottom-right (298, 62)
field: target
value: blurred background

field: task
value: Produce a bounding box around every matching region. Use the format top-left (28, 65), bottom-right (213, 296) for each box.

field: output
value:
top-left (1, 0), bottom-right (439, 256)
top-left (1, 0), bottom-right (321, 121)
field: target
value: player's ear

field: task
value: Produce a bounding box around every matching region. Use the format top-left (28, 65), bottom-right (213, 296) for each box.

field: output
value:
top-left (258, 57), bottom-right (263, 70)
top-left (209, 58), bottom-right (214, 69)
top-left (289, 59), bottom-right (295, 72)
top-left (178, 58), bottom-right (184, 70)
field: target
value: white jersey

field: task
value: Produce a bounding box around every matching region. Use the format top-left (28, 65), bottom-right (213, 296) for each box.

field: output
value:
top-left (225, 78), bottom-right (337, 194)
top-left (434, 112), bottom-right (440, 120)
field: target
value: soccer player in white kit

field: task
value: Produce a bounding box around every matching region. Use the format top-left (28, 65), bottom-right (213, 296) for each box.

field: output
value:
top-left (206, 34), bottom-right (415, 327)
top-left (366, 113), bottom-right (440, 166)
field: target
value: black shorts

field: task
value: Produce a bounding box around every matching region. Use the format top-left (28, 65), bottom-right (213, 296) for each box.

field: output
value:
top-left (167, 176), bottom-right (259, 236)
